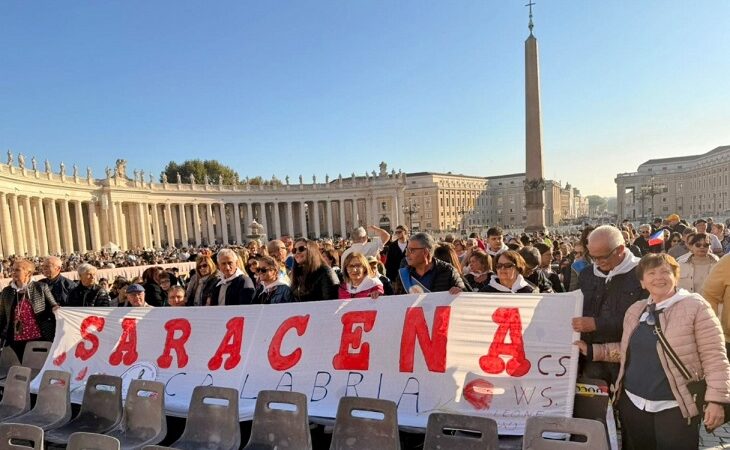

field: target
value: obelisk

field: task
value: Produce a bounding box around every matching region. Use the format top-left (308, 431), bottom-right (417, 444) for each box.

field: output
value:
top-left (524, 1), bottom-right (546, 233)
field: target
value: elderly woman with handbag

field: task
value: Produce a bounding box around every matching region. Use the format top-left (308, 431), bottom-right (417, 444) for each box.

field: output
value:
top-left (576, 253), bottom-right (730, 449)
top-left (0, 259), bottom-right (59, 360)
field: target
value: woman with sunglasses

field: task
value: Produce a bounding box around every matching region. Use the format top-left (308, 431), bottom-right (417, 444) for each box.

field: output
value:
top-left (290, 239), bottom-right (339, 302)
top-left (678, 233), bottom-right (719, 294)
top-left (338, 253), bottom-right (384, 299)
top-left (576, 253), bottom-right (730, 449)
top-left (184, 255), bottom-right (220, 306)
top-left (481, 250), bottom-right (537, 293)
top-left (667, 232), bottom-right (683, 251)
top-left (252, 256), bottom-right (294, 304)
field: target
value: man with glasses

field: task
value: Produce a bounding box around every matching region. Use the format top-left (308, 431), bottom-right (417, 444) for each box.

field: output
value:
top-left (40, 256), bottom-right (77, 306)
top-left (385, 225), bottom-right (409, 282)
top-left (399, 232), bottom-right (465, 294)
top-left (572, 225), bottom-right (646, 385)
top-left (633, 223), bottom-right (661, 255)
top-left (210, 249), bottom-right (255, 305)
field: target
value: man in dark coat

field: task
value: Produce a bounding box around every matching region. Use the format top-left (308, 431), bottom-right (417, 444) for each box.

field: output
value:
top-left (40, 256), bottom-right (76, 306)
top-left (572, 225), bottom-right (647, 386)
top-left (398, 232), bottom-right (465, 294)
top-left (210, 248), bottom-right (255, 305)
top-left (385, 225), bottom-right (408, 282)
top-left (66, 263), bottom-right (111, 307)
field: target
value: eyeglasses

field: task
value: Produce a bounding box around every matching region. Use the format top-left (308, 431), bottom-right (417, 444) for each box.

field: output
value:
top-left (495, 262), bottom-right (516, 270)
top-left (256, 268), bottom-right (273, 274)
top-left (592, 247), bottom-right (619, 262)
top-left (346, 264), bottom-right (364, 271)
top-left (694, 243), bottom-right (710, 248)
top-left (645, 303), bottom-right (657, 326)
top-left (406, 247), bottom-right (425, 254)
top-left (198, 264), bottom-right (209, 269)
top-left (294, 245), bottom-right (307, 254)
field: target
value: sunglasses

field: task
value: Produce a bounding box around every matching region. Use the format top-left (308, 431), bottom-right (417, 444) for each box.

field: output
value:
top-left (693, 243), bottom-right (710, 248)
top-left (198, 264), bottom-right (209, 268)
top-left (294, 245), bottom-right (307, 254)
top-left (495, 263), bottom-right (516, 270)
top-left (256, 268), bottom-right (273, 274)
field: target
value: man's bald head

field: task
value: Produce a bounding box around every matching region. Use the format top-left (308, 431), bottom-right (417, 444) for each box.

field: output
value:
top-left (41, 256), bottom-right (63, 279)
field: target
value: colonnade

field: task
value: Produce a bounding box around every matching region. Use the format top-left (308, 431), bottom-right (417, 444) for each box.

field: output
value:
top-left (0, 193), bottom-right (404, 256)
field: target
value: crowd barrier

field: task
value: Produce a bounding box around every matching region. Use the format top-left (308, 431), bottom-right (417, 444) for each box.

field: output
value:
top-left (0, 262), bottom-right (196, 289)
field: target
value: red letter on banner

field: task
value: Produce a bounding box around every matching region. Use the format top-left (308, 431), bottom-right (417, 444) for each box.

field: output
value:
top-left (399, 306), bottom-right (451, 373)
top-left (208, 317), bottom-right (245, 371)
top-left (332, 311), bottom-right (377, 371)
top-left (109, 318), bottom-right (139, 366)
top-left (479, 307), bottom-right (531, 377)
top-left (75, 316), bottom-right (105, 361)
top-left (268, 315), bottom-right (310, 371)
top-left (157, 318), bottom-right (192, 369)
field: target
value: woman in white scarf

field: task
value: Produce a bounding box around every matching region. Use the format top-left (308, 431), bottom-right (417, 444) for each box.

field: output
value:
top-left (482, 251), bottom-right (538, 294)
top-left (338, 253), bottom-right (384, 300)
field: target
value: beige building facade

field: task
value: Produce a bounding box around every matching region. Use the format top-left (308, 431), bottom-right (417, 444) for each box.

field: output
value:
top-left (0, 157), bottom-right (406, 256)
top-left (615, 145), bottom-right (730, 222)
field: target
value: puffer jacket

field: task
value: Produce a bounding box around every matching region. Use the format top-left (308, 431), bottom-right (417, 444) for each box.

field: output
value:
top-left (592, 293), bottom-right (730, 419)
top-left (677, 253), bottom-right (719, 293)
top-left (703, 254), bottom-right (730, 342)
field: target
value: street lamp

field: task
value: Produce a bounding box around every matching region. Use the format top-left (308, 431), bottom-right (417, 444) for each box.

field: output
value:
top-left (402, 202), bottom-right (419, 231)
top-left (640, 176), bottom-right (666, 221)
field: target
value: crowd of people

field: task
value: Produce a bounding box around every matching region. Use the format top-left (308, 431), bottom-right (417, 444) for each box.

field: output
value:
top-left (1, 213), bottom-right (730, 449)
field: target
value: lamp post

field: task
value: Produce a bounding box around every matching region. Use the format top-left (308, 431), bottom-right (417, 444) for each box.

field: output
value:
top-left (402, 202), bottom-right (419, 231)
top-left (640, 176), bottom-right (667, 221)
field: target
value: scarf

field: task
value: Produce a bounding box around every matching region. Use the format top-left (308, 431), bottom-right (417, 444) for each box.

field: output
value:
top-left (216, 268), bottom-right (244, 287)
top-left (346, 276), bottom-right (383, 295)
top-left (593, 251), bottom-right (640, 283)
top-left (486, 244), bottom-right (509, 257)
top-left (262, 280), bottom-right (289, 292)
top-left (487, 274), bottom-right (530, 293)
top-left (640, 288), bottom-right (703, 322)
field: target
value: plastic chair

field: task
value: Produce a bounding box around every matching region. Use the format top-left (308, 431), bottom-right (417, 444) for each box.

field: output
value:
top-left (0, 423), bottom-right (43, 449)
top-left (45, 375), bottom-right (123, 445)
top-left (67, 432), bottom-right (121, 450)
top-left (423, 412), bottom-right (498, 450)
top-left (329, 397), bottom-right (400, 450)
top-left (0, 348), bottom-right (20, 381)
top-left (522, 416), bottom-right (609, 450)
top-left (243, 390), bottom-right (312, 450)
top-left (170, 386), bottom-right (240, 450)
top-left (11, 369), bottom-right (72, 430)
top-left (0, 366), bottom-right (32, 421)
top-left (107, 380), bottom-right (167, 450)
top-left (19, 342), bottom-right (51, 380)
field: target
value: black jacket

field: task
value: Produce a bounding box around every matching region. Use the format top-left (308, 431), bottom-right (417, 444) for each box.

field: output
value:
top-left (400, 259), bottom-right (466, 293)
top-left (40, 275), bottom-right (77, 306)
top-left (143, 282), bottom-right (167, 307)
top-left (465, 272), bottom-right (493, 292)
top-left (0, 281), bottom-right (58, 341)
top-left (253, 284), bottom-right (294, 305)
top-left (385, 241), bottom-right (407, 282)
top-left (578, 266), bottom-right (647, 345)
top-left (210, 275), bottom-right (256, 306)
top-left (67, 284), bottom-right (111, 307)
top-left (291, 265), bottom-right (340, 302)
top-left (525, 270), bottom-right (554, 293)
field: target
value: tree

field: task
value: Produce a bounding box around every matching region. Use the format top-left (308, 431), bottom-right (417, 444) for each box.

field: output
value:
top-left (160, 160), bottom-right (239, 185)
top-left (586, 195), bottom-right (608, 215)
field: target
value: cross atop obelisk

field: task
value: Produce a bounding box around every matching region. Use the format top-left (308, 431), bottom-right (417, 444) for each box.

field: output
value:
top-left (523, 1), bottom-right (546, 232)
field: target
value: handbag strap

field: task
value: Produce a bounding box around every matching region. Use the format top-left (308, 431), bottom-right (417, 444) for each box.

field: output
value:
top-left (653, 306), bottom-right (694, 381)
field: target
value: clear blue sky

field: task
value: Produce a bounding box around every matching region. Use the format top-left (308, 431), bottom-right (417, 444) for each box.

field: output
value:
top-left (1, 1), bottom-right (728, 196)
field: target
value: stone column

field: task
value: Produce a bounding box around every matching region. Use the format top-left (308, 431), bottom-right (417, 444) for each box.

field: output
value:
top-left (259, 203), bottom-right (268, 239)
top-left (8, 194), bottom-right (26, 255)
top-left (143, 203), bottom-right (153, 248)
top-left (108, 200), bottom-right (119, 246)
top-left (326, 200), bottom-right (333, 237)
top-left (391, 195), bottom-right (399, 230)
top-left (524, 31), bottom-right (546, 232)
top-left (273, 202), bottom-right (282, 238)
top-left (371, 195), bottom-right (379, 226)
top-left (88, 201), bottom-right (102, 250)
top-left (34, 198), bottom-right (49, 256)
top-left (313, 201), bottom-right (321, 238)
top-left (47, 199), bottom-right (62, 254)
top-left (74, 200), bottom-right (87, 253)
top-left (179, 204), bottom-right (189, 246)
top-left (151, 204), bottom-right (162, 248)
top-left (165, 203), bottom-right (175, 247)
top-left (233, 203), bottom-right (242, 244)
top-left (22, 196), bottom-right (37, 256)
top-left (339, 200), bottom-right (347, 237)
top-left (205, 203), bottom-right (215, 244)
top-left (246, 203), bottom-right (253, 226)
top-left (136, 203), bottom-right (148, 248)
top-left (60, 199), bottom-right (73, 253)
top-left (117, 202), bottom-right (128, 250)
top-left (191, 203), bottom-right (201, 246)
top-left (219, 203), bottom-right (229, 244)
top-left (299, 202), bottom-right (307, 238)
top-left (0, 193), bottom-right (16, 256)
top-left (286, 202), bottom-right (294, 236)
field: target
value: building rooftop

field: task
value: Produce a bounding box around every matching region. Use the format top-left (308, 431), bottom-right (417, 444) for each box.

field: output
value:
top-left (639, 145), bottom-right (730, 167)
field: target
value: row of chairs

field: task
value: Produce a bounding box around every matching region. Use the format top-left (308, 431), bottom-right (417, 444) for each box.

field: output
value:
top-left (0, 424), bottom-right (125, 449)
top-left (0, 342), bottom-right (51, 382)
top-left (0, 363), bottom-right (607, 449)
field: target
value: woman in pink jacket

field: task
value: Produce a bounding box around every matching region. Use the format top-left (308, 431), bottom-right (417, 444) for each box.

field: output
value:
top-left (576, 253), bottom-right (730, 450)
top-left (338, 252), bottom-right (384, 300)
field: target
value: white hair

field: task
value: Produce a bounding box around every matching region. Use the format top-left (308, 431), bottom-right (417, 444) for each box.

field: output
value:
top-left (77, 263), bottom-right (97, 275)
top-left (588, 225), bottom-right (624, 250)
top-left (638, 224), bottom-right (651, 232)
top-left (217, 248), bottom-right (239, 261)
top-left (352, 227), bottom-right (367, 239)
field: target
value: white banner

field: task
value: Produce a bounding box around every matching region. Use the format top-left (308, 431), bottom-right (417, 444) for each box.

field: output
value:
top-left (34, 291), bottom-right (583, 435)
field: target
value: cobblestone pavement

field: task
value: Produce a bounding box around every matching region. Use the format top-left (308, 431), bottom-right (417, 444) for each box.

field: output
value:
top-left (701, 423), bottom-right (730, 449)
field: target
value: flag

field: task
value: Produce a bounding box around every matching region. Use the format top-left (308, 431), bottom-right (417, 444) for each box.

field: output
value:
top-left (648, 230), bottom-right (665, 246)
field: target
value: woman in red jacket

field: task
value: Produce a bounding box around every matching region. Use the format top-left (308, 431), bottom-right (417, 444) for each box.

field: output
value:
top-left (338, 252), bottom-right (384, 300)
